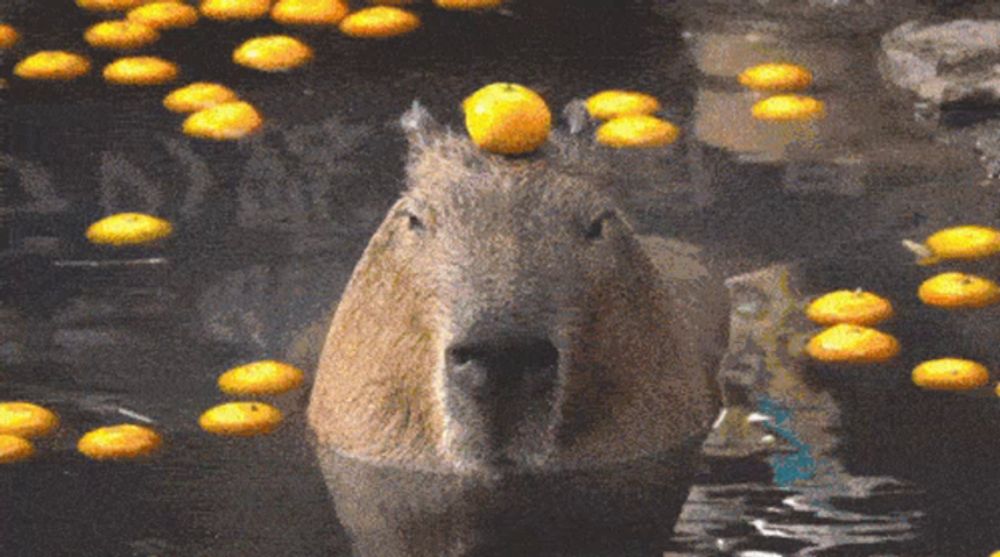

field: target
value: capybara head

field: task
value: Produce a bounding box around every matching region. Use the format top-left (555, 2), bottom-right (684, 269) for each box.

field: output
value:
top-left (307, 101), bottom-right (725, 474)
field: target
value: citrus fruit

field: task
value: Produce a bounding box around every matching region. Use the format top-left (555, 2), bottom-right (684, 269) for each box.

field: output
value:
top-left (462, 82), bottom-right (552, 155)
top-left (0, 402), bottom-right (59, 438)
top-left (738, 62), bottom-right (813, 92)
top-left (233, 35), bottom-right (313, 72)
top-left (78, 424), bottom-right (162, 460)
top-left (917, 272), bottom-right (1000, 309)
top-left (14, 51), bottom-right (91, 80)
top-left (805, 289), bottom-right (894, 326)
top-left (218, 360), bottom-right (305, 395)
top-left (199, 402), bottom-right (283, 436)
top-left (805, 324), bottom-right (900, 364)
top-left (86, 213), bottom-right (174, 246)
top-left (182, 101), bottom-right (263, 140)
top-left (751, 94), bottom-right (825, 121)
top-left (595, 114), bottom-right (679, 148)
top-left (339, 7), bottom-right (420, 38)
top-left (584, 90), bottom-right (661, 121)
top-left (912, 358), bottom-right (990, 391)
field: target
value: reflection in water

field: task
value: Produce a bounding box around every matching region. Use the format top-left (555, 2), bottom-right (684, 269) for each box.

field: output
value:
top-left (2, 0), bottom-right (1000, 555)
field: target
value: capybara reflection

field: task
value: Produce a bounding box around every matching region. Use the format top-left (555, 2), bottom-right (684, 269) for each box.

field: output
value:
top-left (307, 100), bottom-right (729, 474)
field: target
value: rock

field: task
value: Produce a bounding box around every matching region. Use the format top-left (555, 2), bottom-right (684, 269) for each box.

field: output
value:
top-left (880, 19), bottom-right (1000, 107)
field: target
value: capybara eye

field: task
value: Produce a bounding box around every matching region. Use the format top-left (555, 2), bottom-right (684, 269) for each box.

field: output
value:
top-left (407, 212), bottom-right (425, 232)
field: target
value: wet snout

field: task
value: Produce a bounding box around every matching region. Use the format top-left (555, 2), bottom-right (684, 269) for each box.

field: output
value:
top-left (443, 334), bottom-right (561, 467)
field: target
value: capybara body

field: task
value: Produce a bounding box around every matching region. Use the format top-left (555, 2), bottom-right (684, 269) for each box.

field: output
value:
top-left (306, 102), bottom-right (730, 554)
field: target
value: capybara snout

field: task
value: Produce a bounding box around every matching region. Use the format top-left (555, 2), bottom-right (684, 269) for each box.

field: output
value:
top-left (445, 336), bottom-right (560, 390)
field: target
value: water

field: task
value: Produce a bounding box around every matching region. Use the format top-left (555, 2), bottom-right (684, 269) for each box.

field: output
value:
top-left (2, 1), bottom-right (1000, 555)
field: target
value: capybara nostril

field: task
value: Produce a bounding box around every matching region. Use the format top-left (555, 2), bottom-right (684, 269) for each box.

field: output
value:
top-left (446, 337), bottom-right (559, 388)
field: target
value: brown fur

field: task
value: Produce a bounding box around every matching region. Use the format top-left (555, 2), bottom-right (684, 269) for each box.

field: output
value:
top-left (307, 102), bottom-right (728, 474)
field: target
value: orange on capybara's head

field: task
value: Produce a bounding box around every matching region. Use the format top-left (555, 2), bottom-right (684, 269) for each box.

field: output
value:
top-left (307, 101), bottom-right (728, 475)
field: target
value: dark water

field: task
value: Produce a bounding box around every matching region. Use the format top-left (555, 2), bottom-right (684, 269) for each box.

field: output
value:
top-left (2, 1), bottom-right (1000, 555)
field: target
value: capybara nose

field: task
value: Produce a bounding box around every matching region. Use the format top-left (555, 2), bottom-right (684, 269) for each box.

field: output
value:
top-left (446, 336), bottom-right (559, 391)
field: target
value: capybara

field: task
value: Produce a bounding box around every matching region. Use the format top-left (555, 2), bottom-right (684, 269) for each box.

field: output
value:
top-left (307, 101), bottom-right (730, 555)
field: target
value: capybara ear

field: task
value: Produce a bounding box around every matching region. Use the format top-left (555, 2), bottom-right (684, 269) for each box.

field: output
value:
top-left (561, 99), bottom-right (593, 136)
top-left (400, 100), bottom-right (444, 153)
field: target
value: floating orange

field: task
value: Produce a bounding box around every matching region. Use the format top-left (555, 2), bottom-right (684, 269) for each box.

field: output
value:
top-left (218, 360), bottom-right (305, 395)
top-left (805, 324), bottom-right (900, 364)
top-left (0, 435), bottom-right (34, 464)
top-left (233, 35), bottom-right (313, 72)
top-left (271, 0), bottom-right (348, 25)
top-left (84, 20), bottom-right (160, 49)
top-left (200, 0), bottom-right (271, 20)
top-left (86, 213), bottom-right (174, 246)
top-left (738, 62), bottom-right (813, 92)
top-left (922, 225), bottom-right (1000, 263)
top-left (77, 424), bottom-right (162, 460)
top-left (76, 0), bottom-right (147, 11)
top-left (912, 358), bottom-right (990, 391)
top-left (103, 56), bottom-right (179, 85)
top-left (164, 82), bottom-right (239, 113)
top-left (199, 402), bottom-right (283, 436)
top-left (584, 90), bottom-right (661, 121)
top-left (434, 0), bottom-right (504, 9)
top-left (0, 402), bottom-right (59, 438)
top-left (917, 272), bottom-right (1000, 309)
top-left (0, 24), bottom-right (19, 49)
top-left (183, 101), bottom-right (263, 140)
top-left (596, 114), bottom-right (680, 148)
top-left (14, 51), bottom-right (91, 80)
top-left (339, 7), bottom-right (420, 38)
top-left (127, 2), bottom-right (200, 29)
top-left (752, 94), bottom-right (825, 122)
top-left (805, 289), bottom-right (894, 326)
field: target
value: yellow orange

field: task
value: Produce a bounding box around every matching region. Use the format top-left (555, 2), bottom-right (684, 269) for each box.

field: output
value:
top-left (127, 2), bottom-right (200, 29)
top-left (339, 7), bottom-right (420, 38)
top-left (584, 90), bottom-right (661, 121)
top-left (917, 272), bottom-right (1000, 309)
top-left (0, 24), bottom-right (19, 49)
top-left (199, 402), bottom-right (283, 436)
top-left (596, 114), bottom-right (680, 149)
top-left (86, 212), bottom-right (174, 246)
top-left (738, 62), bottom-right (813, 92)
top-left (84, 20), bottom-right (160, 49)
top-left (0, 402), bottom-right (59, 438)
top-left (912, 358), bottom-right (990, 391)
top-left (218, 360), bottom-right (305, 395)
top-left (14, 51), bottom-right (91, 81)
top-left (805, 289), bottom-right (894, 326)
top-left (434, 0), bottom-right (504, 9)
top-left (183, 101), bottom-right (263, 140)
top-left (923, 225), bottom-right (1000, 263)
top-left (462, 82), bottom-right (551, 155)
top-left (805, 324), bottom-right (900, 364)
top-left (233, 35), bottom-right (313, 72)
top-left (103, 56), bottom-right (179, 85)
top-left (0, 435), bottom-right (34, 464)
top-left (271, 0), bottom-right (348, 25)
top-left (77, 424), bottom-right (162, 460)
top-left (751, 94), bottom-right (825, 122)
top-left (200, 0), bottom-right (271, 20)
top-left (164, 82), bottom-right (239, 112)
top-left (77, 0), bottom-right (147, 11)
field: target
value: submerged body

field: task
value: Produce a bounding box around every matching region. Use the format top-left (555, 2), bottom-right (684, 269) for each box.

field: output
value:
top-left (306, 102), bottom-right (730, 554)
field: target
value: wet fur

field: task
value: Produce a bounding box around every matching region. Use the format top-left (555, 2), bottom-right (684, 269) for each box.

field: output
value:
top-left (307, 102), bottom-right (728, 474)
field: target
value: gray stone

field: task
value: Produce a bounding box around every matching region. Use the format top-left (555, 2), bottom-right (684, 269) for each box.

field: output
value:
top-left (880, 19), bottom-right (1000, 106)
